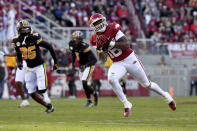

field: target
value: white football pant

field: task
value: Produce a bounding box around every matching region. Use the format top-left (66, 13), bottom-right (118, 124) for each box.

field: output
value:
top-left (108, 52), bottom-right (166, 103)
top-left (25, 64), bottom-right (48, 94)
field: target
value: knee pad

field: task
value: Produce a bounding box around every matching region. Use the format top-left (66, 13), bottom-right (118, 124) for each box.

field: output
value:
top-left (39, 89), bottom-right (47, 93)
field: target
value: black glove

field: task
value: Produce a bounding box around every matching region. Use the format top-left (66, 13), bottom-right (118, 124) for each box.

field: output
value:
top-left (53, 63), bottom-right (59, 70)
top-left (79, 65), bottom-right (86, 72)
top-left (17, 62), bottom-right (23, 70)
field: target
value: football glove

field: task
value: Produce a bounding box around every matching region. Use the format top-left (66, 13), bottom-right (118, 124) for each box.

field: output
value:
top-left (97, 35), bottom-right (110, 51)
top-left (79, 65), bottom-right (86, 72)
top-left (53, 63), bottom-right (59, 70)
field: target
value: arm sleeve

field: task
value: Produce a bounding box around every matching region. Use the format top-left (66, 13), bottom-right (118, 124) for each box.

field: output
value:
top-left (15, 48), bottom-right (23, 64)
top-left (68, 41), bottom-right (76, 66)
top-left (72, 51), bottom-right (76, 66)
top-left (39, 41), bottom-right (57, 64)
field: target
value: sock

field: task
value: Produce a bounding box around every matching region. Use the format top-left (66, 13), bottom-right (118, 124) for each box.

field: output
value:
top-left (43, 91), bottom-right (51, 104)
top-left (82, 81), bottom-right (92, 100)
top-left (149, 82), bottom-right (166, 97)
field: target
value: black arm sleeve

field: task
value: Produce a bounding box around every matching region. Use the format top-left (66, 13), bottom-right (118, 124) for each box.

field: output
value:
top-left (15, 48), bottom-right (22, 64)
top-left (72, 51), bottom-right (76, 66)
top-left (86, 50), bottom-right (97, 66)
top-left (39, 41), bottom-right (57, 64)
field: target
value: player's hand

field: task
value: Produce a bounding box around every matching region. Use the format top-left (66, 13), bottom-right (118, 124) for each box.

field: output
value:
top-left (97, 35), bottom-right (110, 51)
top-left (79, 65), bottom-right (86, 72)
top-left (17, 62), bottom-right (23, 70)
top-left (53, 63), bottom-right (59, 70)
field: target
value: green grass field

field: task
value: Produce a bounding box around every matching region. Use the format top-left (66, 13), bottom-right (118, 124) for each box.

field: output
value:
top-left (0, 96), bottom-right (197, 131)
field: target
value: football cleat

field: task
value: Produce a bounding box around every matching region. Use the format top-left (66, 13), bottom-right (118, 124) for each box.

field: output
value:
top-left (169, 101), bottom-right (176, 111)
top-left (45, 104), bottom-right (54, 114)
top-left (164, 92), bottom-right (176, 111)
top-left (123, 101), bottom-right (132, 117)
top-left (85, 101), bottom-right (93, 107)
top-left (19, 100), bottom-right (30, 107)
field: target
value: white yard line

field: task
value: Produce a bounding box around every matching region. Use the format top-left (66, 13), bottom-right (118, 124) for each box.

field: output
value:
top-left (80, 121), bottom-right (197, 127)
top-left (0, 121), bottom-right (8, 123)
top-left (0, 125), bottom-right (7, 128)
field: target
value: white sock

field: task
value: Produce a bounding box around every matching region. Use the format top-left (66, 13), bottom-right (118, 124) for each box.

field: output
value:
top-left (43, 91), bottom-right (51, 104)
top-left (110, 80), bottom-right (128, 103)
top-left (149, 82), bottom-right (166, 97)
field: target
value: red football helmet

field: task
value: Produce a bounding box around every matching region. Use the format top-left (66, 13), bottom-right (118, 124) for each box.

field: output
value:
top-left (89, 13), bottom-right (108, 33)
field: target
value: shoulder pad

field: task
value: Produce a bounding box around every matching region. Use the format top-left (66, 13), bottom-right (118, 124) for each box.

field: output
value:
top-left (12, 43), bottom-right (16, 48)
top-left (89, 34), bottom-right (97, 46)
top-left (83, 43), bottom-right (91, 53)
top-left (109, 22), bottom-right (121, 30)
top-left (11, 36), bottom-right (19, 47)
top-left (33, 32), bottom-right (39, 36)
top-left (33, 33), bottom-right (43, 44)
top-left (13, 35), bottom-right (19, 39)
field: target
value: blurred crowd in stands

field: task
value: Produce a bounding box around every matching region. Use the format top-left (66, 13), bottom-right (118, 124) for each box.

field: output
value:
top-left (0, 0), bottom-right (132, 41)
top-left (135, 0), bottom-right (197, 42)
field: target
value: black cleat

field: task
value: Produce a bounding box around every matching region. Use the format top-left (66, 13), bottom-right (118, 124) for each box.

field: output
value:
top-left (45, 104), bottom-right (54, 114)
top-left (85, 101), bottom-right (93, 107)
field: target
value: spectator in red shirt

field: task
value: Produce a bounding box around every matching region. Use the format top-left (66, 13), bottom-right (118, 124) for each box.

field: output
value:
top-left (190, 20), bottom-right (197, 37)
top-left (148, 21), bottom-right (158, 37)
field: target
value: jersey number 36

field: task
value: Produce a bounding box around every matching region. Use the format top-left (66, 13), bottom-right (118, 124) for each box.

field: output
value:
top-left (20, 45), bottom-right (36, 60)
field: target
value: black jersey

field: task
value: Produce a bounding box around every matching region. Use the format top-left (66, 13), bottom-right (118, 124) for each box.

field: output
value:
top-left (69, 40), bottom-right (97, 66)
top-left (12, 33), bottom-right (57, 68)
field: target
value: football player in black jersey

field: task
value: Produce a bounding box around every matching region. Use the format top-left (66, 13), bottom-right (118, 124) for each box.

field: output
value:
top-left (69, 31), bottom-right (98, 107)
top-left (12, 20), bottom-right (58, 114)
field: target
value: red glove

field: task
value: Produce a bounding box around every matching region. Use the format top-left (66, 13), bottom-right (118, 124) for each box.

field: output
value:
top-left (96, 35), bottom-right (110, 51)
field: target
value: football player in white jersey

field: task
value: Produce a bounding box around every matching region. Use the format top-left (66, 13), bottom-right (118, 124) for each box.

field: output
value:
top-left (89, 13), bottom-right (176, 117)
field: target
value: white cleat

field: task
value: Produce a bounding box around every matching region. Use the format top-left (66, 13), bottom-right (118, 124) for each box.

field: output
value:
top-left (123, 101), bottom-right (132, 117)
top-left (164, 92), bottom-right (176, 111)
top-left (20, 100), bottom-right (30, 107)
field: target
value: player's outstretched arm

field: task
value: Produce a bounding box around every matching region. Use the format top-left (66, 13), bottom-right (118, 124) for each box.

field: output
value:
top-left (15, 48), bottom-right (23, 70)
top-left (39, 41), bottom-right (58, 64)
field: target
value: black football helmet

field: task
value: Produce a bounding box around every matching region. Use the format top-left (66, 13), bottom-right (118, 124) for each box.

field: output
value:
top-left (17, 20), bottom-right (32, 36)
top-left (72, 31), bottom-right (84, 43)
